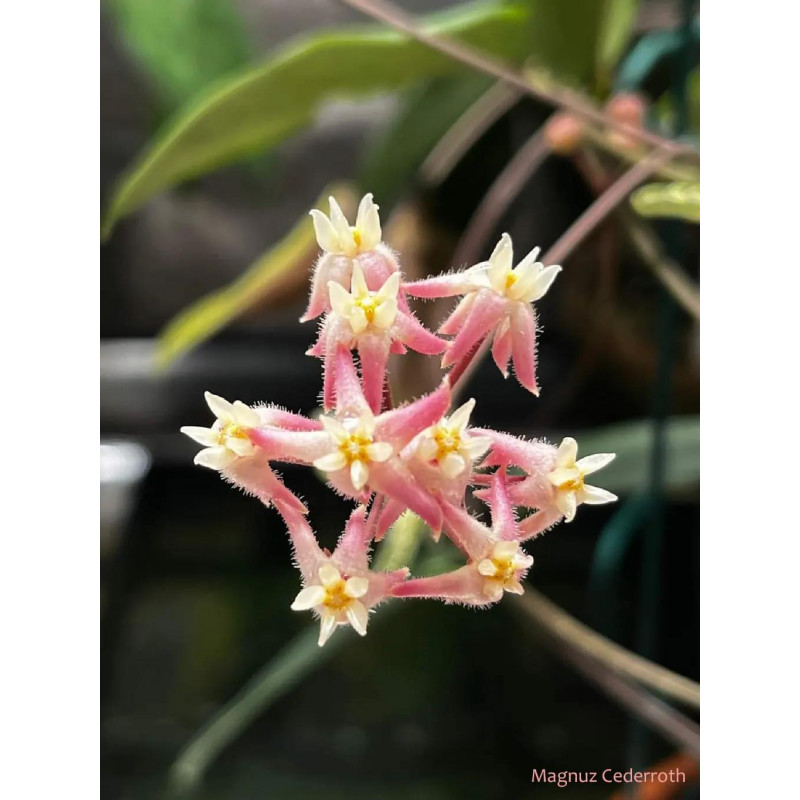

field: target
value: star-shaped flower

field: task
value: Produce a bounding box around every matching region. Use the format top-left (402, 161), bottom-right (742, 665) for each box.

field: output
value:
top-left (404, 233), bottom-right (561, 395)
top-left (282, 505), bottom-right (408, 646)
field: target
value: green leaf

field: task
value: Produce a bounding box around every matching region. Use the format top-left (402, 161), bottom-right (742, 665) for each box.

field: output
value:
top-left (575, 416), bottom-right (699, 494)
top-left (106, 0), bottom-right (251, 108)
top-left (630, 181), bottom-right (699, 223)
top-left (102, 1), bottom-right (534, 238)
top-left (595, 0), bottom-right (641, 88)
top-left (155, 183), bottom-right (357, 370)
top-left (361, 74), bottom-right (493, 203)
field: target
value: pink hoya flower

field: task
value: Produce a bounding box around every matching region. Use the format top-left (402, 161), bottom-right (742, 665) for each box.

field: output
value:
top-left (393, 471), bottom-right (534, 606)
top-left (180, 391), bottom-right (309, 514)
top-left (249, 347), bottom-right (450, 533)
top-left (477, 430), bottom-right (617, 535)
top-left (404, 233), bottom-right (561, 395)
top-left (281, 504), bottom-right (408, 646)
top-left (375, 398), bottom-right (492, 539)
top-left (308, 260), bottom-right (445, 413)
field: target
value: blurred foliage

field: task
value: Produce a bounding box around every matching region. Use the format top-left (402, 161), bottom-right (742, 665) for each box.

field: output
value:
top-left (155, 183), bottom-right (357, 369)
top-left (652, 68), bottom-right (700, 137)
top-left (630, 181), bottom-right (700, 223)
top-left (106, 0), bottom-right (251, 108)
top-left (102, 1), bottom-right (535, 237)
top-left (595, 0), bottom-right (641, 92)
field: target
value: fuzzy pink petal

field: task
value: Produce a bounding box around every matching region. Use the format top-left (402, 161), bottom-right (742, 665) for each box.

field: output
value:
top-left (403, 272), bottom-right (478, 299)
top-left (517, 507), bottom-right (564, 540)
top-left (259, 407), bottom-right (322, 432)
top-left (275, 504), bottom-right (325, 583)
top-left (442, 290), bottom-right (507, 368)
top-left (248, 428), bottom-right (331, 465)
top-left (358, 249), bottom-right (397, 290)
top-left (375, 497), bottom-right (406, 541)
top-left (301, 255), bottom-right (352, 322)
top-left (332, 506), bottom-right (372, 575)
top-left (491, 321), bottom-right (513, 377)
top-left (393, 309), bottom-right (447, 355)
top-left (391, 565), bottom-right (486, 605)
top-left (357, 334), bottom-right (392, 414)
top-left (438, 294), bottom-right (476, 335)
top-left (506, 475), bottom-right (557, 514)
top-left (362, 567), bottom-right (410, 609)
top-left (324, 466), bottom-right (369, 502)
top-left (484, 469), bottom-right (518, 541)
top-left (333, 347), bottom-right (370, 418)
top-left (440, 501), bottom-right (492, 560)
top-left (222, 454), bottom-right (307, 515)
top-left (369, 461), bottom-right (442, 534)
top-left (375, 380), bottom-right (451, 450)
top-left (473, 429), bottom-right (557, 473)
top-left (510, 302), bottom-right (540, 395)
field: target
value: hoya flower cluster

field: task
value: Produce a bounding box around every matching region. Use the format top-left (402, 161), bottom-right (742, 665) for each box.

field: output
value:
top-left (182, 194), bottom-right (617, 646)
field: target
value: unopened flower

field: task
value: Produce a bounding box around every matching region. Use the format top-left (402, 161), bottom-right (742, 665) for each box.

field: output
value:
top-left (181, 392), bottom-right (261, 470)
top-left (404, 233), bottom-right (560, 395)
top-left (283, 505), bottom-right (408, 646)
top-left (546, 437), bottom-right (617, 522)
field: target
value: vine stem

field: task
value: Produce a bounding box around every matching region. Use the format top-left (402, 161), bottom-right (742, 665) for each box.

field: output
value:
top-left (339, 0), bottom-right (697, 159)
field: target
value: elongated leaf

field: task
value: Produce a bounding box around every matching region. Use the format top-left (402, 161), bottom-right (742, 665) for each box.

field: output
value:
top-left (630, 182), bottom-right (700, 223)
top-left (596, 0), bottom-right (641, 87)
top-left (102, 2), bottom-right (534, 238)
top-left (155, 184), bottom-right (357, 370)
top-left (106, 0), bottom-right (251, 108)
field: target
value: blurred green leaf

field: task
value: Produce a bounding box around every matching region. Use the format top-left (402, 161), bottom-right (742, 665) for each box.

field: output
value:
top-left (361, 74), bottom-right (493, 203)
top-left (595, 0), bottom-right (640, 88)
top-left (155, 183), bottom-right (357, 370)
top-left (102, 1), bottom-right (534, 238)
top-left (575, 416), bottom-right (699, 494)
top-left (106, 0), bottom-right (250, 108)
top-left (630, 181), bottom-right (700, 223)
top-left (652, 68), bottom-right (699, 137)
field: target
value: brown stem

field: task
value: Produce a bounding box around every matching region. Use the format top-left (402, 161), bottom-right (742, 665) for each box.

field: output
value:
top-left (339, 0), bottom-right (697, 159)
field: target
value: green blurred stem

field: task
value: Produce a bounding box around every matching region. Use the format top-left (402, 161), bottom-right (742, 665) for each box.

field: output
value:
top-left (168, 625), bottom-right (348, 795)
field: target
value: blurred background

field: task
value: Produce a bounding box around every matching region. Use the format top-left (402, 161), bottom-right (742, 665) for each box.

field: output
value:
top-left (100, 0), bottom-right (700, 797)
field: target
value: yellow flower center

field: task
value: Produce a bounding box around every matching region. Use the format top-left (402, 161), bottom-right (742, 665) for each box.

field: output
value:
top-left (322, 579), bottom-right (353, 611)
top-left (488, 555), bottom-right (517, 584)
top-left (558, 474), bottom-right (585, 493)
top-left (339, 433), bottom-right (373, 464)
top-left (354, 293), bottom-right (379, 323)
top-left (217, 422), bottom-right (249, 446)
top-left (433, 426), bottom-right (462, 460)
top-left (504, 271), bottom-right (518, 290)
top-left (351, 227), bottom-right (362, 248)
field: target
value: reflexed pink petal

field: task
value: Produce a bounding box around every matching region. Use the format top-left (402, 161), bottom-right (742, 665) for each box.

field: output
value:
top-left (369, 461), bottom-right (442, 533)
top-left (223, 453), bottom-right (307, 515)
top-left (274, 503), bottom-right (325, 583)
top-left (517, 507), bottom-right (564, 540)
top-left (332, 506), bottom-right (371, 575)
top-left (439, 294), bottom-right (476, 336)
top-left (248, 427), bottom-right (330, 465)
top-left (442, 290), bottom-right (506, 368)
top-left (440, 501), bottom-right (492, 560)
top-left (375, 497), bottom-right (405, 541)
top-left (393, 309), bottom-right (447, 355)
top-left (391, 565), bottom-right (487, 605)
top-left (510, 302), bottom-right (539, 395)
top-left (403, 271), bottom-right (478, 299)
top-left (357, 334), bottom-right (391, 414)
top-left (376, 380), bottom-right (451, 449)
top-left (491, 319), bottom-right (513, 376)
top-left (485, 469), bottom-right (518, 541)
top-left (474, 429), bottom-right (557, 473)
top-left (505, 474), bottom-right (557, 514)
top-left (301, 255), bottom-right (353, 322)
top-left (358, 248), bottom-right (397, 290)
top-left (332, 347), bottom-right (370, 418)
top-left (362, 567), bottom-right (409, 608)
top-left (258, 407), bottom-right (322, 431)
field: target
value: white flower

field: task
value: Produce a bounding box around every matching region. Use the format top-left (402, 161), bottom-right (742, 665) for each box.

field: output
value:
top-left (546, 437), bottom-right (617, 522)
top-left (312, 412), bottom-right (393, 491)
top-left (328, 262), bottom-right (399, 335)
top-left (291, 563), bottom-right (370, 646)
top-left (476, 541), bottom-right (534, 601)
top-left (482, 233), bottom-right (561, 302)
top-left (309, 193), bottom-right (382, 257)
top-left (181, 392), bottom-right (261, 470)
top-left (415, 398), bottom-right (491, 479)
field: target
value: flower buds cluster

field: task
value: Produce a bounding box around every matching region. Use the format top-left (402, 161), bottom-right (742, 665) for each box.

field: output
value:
top-left (182, 194), bottom-right (617, 646)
